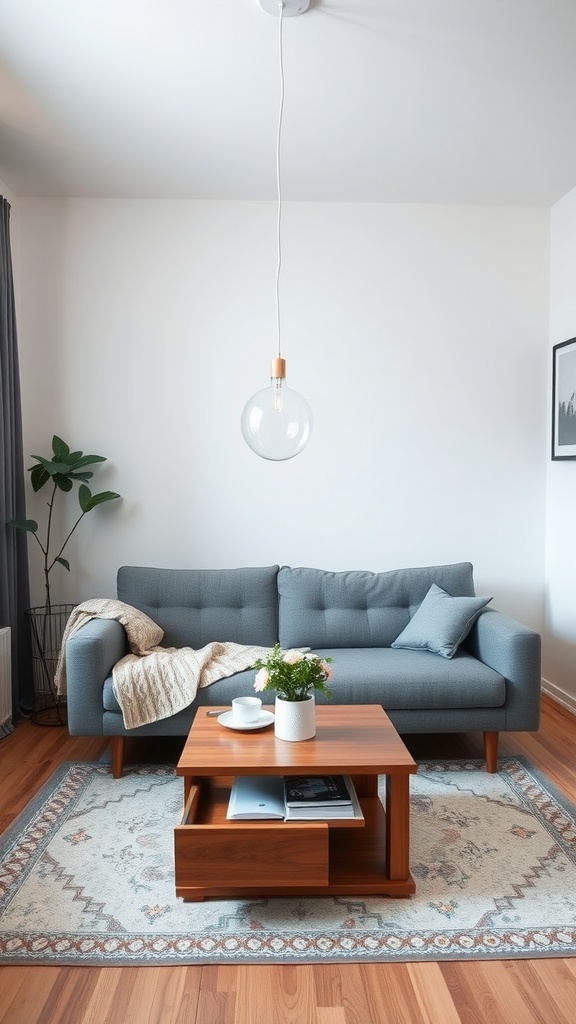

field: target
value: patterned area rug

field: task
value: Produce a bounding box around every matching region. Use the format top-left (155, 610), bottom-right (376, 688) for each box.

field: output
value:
top-left (1, 757), bottom-right (575, 966)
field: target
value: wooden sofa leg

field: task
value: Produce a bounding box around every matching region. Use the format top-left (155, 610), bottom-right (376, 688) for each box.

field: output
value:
top-left (484, 731), bottom-right (499, 773)
top-left (110, 736), bottom-right (126, 779)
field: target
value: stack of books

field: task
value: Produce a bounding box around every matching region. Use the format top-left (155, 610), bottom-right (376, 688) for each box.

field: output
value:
top-left (226, 774), bottom-right (362, 821)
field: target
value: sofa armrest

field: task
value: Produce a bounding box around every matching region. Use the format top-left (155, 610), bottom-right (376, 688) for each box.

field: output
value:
top-left (66, 618), bottom-right (129, 735)
top-left (464, 609), bottom-right (541, 731)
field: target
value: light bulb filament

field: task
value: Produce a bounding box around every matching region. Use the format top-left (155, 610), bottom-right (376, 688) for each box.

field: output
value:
top-left (272, 377), bottom-right (283, 412)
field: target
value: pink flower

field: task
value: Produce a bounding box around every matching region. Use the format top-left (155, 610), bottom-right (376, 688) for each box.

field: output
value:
top-left (254, 667), bottom-right (270, 692)
top-left (283, 650), bottom-right (304, 665)
top-left (321, 662), bottom-right (334, 679)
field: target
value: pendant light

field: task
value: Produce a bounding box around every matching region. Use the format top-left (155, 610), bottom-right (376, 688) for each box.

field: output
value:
top-left (241, 0), bottom-right (313, 461)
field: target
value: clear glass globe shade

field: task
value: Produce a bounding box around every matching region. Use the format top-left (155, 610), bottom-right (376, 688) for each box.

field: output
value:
top-left (241, 379), bottom-right (313, 461)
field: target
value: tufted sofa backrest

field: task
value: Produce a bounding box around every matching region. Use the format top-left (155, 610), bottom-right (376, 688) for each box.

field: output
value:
top-left (277, 563), bottom-right (476, 649)
top-left (117, 565), bottom-right (280, 648)
top-left (116, 562), bottom-right (477, 652)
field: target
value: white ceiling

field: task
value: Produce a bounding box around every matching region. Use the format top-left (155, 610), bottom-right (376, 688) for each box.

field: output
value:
top-left (2, 0), bottom-right (576, 205)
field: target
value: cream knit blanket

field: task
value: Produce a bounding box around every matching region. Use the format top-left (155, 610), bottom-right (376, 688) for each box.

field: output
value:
top-left (55, 599), bottom-right (273, 730)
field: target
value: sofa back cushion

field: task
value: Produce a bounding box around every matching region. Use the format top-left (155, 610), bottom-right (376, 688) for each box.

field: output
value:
top-left (117, 565), bottom-right (279, 648)
top-left (278, 563), bottom-right (475, 649)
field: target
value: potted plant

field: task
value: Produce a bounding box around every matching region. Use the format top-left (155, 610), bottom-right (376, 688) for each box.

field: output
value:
top-left (253, 643), bottom-right (333, 740)
top-left (8, 434), bottom-right (121, 724)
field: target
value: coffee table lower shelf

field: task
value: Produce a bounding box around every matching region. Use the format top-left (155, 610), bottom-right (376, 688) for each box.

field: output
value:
top-left (174, 777), bottom-right (415, 901)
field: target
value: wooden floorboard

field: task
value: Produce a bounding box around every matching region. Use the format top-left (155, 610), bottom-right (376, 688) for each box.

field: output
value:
top-left (0, 694), bottom-right (574, 1024)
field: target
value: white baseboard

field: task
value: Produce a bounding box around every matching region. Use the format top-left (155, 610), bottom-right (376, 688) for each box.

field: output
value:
top-left (541, 678), bottom-right (576, 716)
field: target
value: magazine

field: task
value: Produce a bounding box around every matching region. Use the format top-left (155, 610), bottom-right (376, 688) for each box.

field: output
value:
top-left (283, 775), bottom-right (353, 806)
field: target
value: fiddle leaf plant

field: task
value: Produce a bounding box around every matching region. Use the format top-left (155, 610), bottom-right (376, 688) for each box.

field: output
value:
top-left (8, 434), bottom-right (121, 612)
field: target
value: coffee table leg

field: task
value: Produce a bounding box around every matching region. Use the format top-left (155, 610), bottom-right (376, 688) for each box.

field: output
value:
top-left (385, 773), bottom-right (410, 880)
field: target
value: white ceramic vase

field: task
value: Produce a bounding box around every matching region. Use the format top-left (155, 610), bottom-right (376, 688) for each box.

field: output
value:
top-left (274, 694), bottom-right (316, 741)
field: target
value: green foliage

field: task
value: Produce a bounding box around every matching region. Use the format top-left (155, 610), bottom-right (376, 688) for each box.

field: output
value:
top-left (253, 643), bottom-right (333, 702)
top-left (8, 434), bottom-right (121, 610)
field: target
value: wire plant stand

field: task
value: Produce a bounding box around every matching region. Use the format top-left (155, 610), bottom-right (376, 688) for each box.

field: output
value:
top-left (27, 605), bottom-right (74, 726)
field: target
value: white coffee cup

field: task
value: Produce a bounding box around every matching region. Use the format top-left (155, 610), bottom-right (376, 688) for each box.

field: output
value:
top-left (232, 696), bottom-right (262, 723)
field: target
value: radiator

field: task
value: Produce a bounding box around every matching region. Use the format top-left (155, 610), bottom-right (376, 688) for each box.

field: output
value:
top-left (0, 627), bottom-right (12, 737)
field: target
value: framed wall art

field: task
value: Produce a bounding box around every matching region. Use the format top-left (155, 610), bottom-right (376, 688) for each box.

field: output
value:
top-left (552, 337), bottom-right (576, 460)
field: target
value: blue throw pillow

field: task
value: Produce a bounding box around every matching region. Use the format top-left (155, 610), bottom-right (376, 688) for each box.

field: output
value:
top-left (391, 583), bottom-right (492, 659)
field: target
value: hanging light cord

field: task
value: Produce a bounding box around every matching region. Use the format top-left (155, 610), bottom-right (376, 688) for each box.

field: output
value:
top-left (275, 1), bottom-right (285, 361)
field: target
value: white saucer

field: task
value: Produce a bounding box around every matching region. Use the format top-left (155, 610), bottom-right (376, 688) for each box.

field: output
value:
top-left (218, 709), bottom-right (275, 731)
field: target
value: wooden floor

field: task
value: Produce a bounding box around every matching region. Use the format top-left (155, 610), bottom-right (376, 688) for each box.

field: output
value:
top-left (0, 695), bottom-right (575, 1024)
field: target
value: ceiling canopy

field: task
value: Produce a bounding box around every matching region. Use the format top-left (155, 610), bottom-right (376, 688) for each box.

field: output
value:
top-left (1, 0), bottom-right (576, 205)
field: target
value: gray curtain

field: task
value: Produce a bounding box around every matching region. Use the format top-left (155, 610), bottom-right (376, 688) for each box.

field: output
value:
top-left (0, 196), bottom-right (33, 731)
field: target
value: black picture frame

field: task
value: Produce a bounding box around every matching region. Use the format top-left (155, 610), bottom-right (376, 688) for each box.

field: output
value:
top-left (552, 337), bottom-right (576, 460)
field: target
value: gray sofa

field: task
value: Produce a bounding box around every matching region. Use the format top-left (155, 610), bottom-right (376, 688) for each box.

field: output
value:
top-left (64, 561), bottom-right (541, 777)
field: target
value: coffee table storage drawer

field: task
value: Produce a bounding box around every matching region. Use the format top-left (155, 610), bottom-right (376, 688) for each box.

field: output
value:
top-left (174, 780), bottom-right (330, 896)
top-left (174, 821), bottom-right (329, 892)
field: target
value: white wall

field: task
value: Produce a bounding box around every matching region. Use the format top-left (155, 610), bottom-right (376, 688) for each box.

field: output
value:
top-left (15, 199), bottom-right (549, 631)
top-left (545, 186), bottom-right (576, 710)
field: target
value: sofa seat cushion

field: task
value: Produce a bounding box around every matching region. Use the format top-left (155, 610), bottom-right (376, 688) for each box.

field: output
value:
top-left (310, 648), bottom-right (506, 710)
top-left (103, 648), bottom-right (505, 717)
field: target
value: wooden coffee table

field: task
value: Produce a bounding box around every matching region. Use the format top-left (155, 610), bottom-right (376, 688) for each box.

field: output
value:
top-left (174, 703), bottom-right (417, 901)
